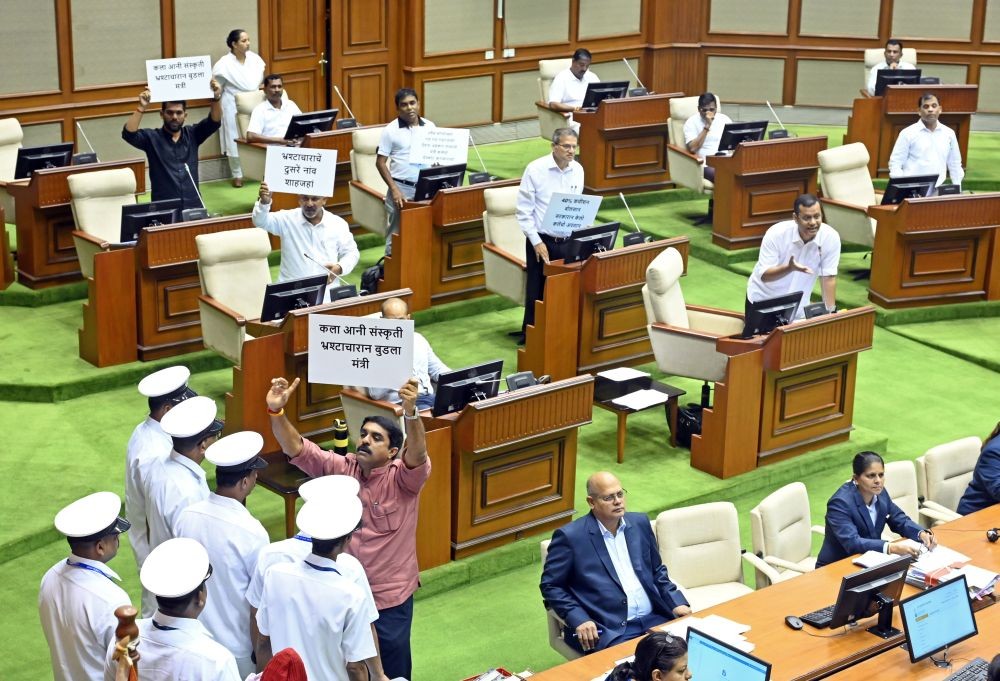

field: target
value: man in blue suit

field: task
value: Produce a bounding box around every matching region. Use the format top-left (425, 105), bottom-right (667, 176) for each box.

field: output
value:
top-left (540, 472), bottom-right (691, 654)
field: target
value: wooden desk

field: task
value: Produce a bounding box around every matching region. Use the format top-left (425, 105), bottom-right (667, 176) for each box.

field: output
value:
top-left (707, 137), bottom-right (828, 250)
top-left (381, 179), bottom-right (519, 311)
top-left (518, 237), bottom-right (690, 382)
top-left (6, 159), bottom-right (146, 289)
top-left (0, 206), bottom-right (12, 291)
top-left (867, 194), bottom-right (1000, 309)
top-left (593, 375), bottom-right (685, 463)
top-left (845, 85), bottom-right (978, 177)
top-left (574, 94), bottom-right (682, 196)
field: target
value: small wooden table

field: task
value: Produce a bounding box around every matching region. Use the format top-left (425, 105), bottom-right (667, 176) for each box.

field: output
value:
top-left (593, 374), bottom-right (685, 464)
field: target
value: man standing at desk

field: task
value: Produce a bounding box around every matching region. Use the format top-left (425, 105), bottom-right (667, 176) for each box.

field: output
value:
top-left (122, 80), bottom-right (223, 210)
top-left (245, 74), bottom-right (302, 146)
top-left (888, 92), bottom-right (964, 193)
top-left (746, 194), bottom-right (840, 320)
top-left (516, 127), bottom-right (584, 341)
top-left (866, 39), bottom-right (916, 96)
top-left (547, 48), bottom-right (600, 133)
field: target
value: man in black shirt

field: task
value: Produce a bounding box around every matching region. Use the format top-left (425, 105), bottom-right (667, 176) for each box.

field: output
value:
top-left (122, 80), bottom-right (223, 210)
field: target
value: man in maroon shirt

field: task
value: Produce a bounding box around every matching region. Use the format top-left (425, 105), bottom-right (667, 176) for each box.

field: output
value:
top-left (266, 376), bottom-right (428, 680)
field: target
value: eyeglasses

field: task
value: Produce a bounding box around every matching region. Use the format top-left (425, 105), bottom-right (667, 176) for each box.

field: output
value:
top-left (597, 489), bottom-right (627, 503)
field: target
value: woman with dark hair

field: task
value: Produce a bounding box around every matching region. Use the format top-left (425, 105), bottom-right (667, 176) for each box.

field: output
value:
top-left (957, 422), bottom-right (1000, 515)
top-left (213, 28), bottom-right (265, 187)
top-left (682, 92), bottom-right (732, 182)
top-left (816, 451), bottom-right (936, 567)
top-left (605, 632), bottom-right (691, 681)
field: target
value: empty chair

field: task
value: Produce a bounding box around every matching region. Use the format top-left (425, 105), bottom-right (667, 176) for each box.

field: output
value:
top-left (749, 482), bottom-right (825, 588)
top-left (915, 436), bottom-right (982, 525)
top-left (539, 539), bottom-right (582, 661)
top-left (0, 118), bottom-right (24, 222)
top-left (348, 126), bottom-right (389, 237)
top-left (68, 168), bottom-right (138, 279)
top-left (881, 460), bottom-right (920, 540)
top-left (535, 59), bottom-right (573, 141)
top-left (666, 95), bottom-right (717, 198)
top-left (481, 185), bottom-right (526, 307)
top-left (817, 143), bottom-right (878, 249)
top-left (235, 89), bottom-right (266, 180)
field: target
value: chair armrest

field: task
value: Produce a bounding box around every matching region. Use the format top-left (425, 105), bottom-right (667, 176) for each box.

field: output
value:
top-left (198, 294), bottom-right (247, 325)
top-left (546, 608), bottom-right (569, 629)
top-left (811, 525), bottom-right (826, 537)
top-left (819, 196), bottom-right (871, 212)
top-left (72, 229), bottom-right (111, 250)
top-left (742, 551), bottom-right (783, 586)
top-left (349, 180), bottom-right (385, 202)
top-left (483, 242), bottom-right (526, 269)
top-left (650, 321), bottom-right (728, 343)
top-left (667, 143), bottom-right (701, 162)
top-left (920, 501), bottom-right (961, 524)
top-left (763, 555), bottom-right (811, 573)
top-left (686, 304), bottom-right (744, 320)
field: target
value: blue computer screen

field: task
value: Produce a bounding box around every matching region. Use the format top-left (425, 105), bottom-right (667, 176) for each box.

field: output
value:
top-left (899, 574), bottom-right (977, 662)
top-left (686, 628), bottom-right (771, 681)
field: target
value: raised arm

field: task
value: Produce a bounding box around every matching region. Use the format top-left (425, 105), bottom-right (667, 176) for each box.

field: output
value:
top-left (124, 90), bottom-right (152, 134)
top-left (398, 378), bottom-right (427, 469)
top-left (208, 79), bottom-right (223, 123)
top-left (266, 377), bottom-right (304, 457)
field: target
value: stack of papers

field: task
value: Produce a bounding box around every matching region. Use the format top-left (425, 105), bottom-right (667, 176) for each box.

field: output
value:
top-left (659, 615), bottom-right (755, 653)
top-left (959, 565), bottom-right (1000, 598)
top-left (902, 540), bottom-right (971, 588)
top-left (596, 367), bottom-right (650, 382)
top-left (611, 389), bottom-right (669, 410)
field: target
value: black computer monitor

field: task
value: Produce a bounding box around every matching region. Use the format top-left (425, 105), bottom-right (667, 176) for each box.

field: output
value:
top-left (259, 274), bottom-right (328, 321)
top-left (413, 163), bottom-right (466, 201)
top-left (717, 121), bottom-right (769, 153)
top-left (739, 291), bottom-right (803, 339)
top-left (873, 68), bottom-right (922, 96)
top-left (686, 628), bottom-right (772, 681)
top-left (284, 109), bottom-right (339, 139)
top-left (431, 359), bottom-right (504, 417)
top-left (827, 554), bottom-right (912, 638)
top-left (13, 143), bottom-right (75, 179)
top-left (327, 284), bottom-right (358, 302)
top-left (562, 222), bottom-right (620, 264)
top-left (880, 174), bottom-right (939, 205)
top-left (581, 81), bottom-right (629, 109)
top-left (900, 574), bottom-right (977, 664)
top-left (119, 199), bottom-right (183, 243)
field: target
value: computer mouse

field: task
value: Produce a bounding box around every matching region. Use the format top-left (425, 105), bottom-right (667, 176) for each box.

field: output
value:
top-left (785, 615), bottom-right (803, 631)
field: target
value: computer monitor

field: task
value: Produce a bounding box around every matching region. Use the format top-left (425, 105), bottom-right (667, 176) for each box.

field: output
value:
top-left (717, 121), bottom-right (769, 153)
top-left (327, 284), bottom-right (358, 302)
top-left (119, 199), bottom-right (183, 243)
top-left (562, 222), bottom-right (620, 264)
top-left (686, 628), bottom-right (772, 681)
top-left (873, 68), bottom-right (922, 96)
top-left (413, 163), bottom-right (466, 201)
top-left (739, 291), bottom-right (803, 339)
top-left (581, 81), bottom-right (629, 109)
top-left (880, 174), bottom-right (939, 205)
top-left (13, 143), bottom-right (75, 179)
top-left (900, 574), bottom-right (977, 664)
top-left (284, 109), bottom-right (339, 139)
top-left (828, 554), bottom-right (912, 638)
top-left (431, 359), bottom-right (504, 417)
top-left (259, 274), bottom-right (328, 321)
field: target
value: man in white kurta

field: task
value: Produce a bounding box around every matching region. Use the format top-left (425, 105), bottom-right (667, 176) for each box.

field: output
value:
top-left (547, 48), bottom-right (600, 133)
top-left (866, 39), bottom-right (916, 96)
top-left (246, 74), bottom-right (303, 144)
top-left (888, 92), bottom-right (964, 191)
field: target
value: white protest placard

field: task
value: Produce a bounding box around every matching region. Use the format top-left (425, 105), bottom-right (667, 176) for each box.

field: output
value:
top-left (264, 147), bottom-right (337, 197)
top-left (308, 315), bottom-right (414, 389)
top-left (409, 127), bottom-right (470, 166)
top-left (146, 56), bottom-right (213, 102)
top-left (540, 192), bottom-right (602, 237)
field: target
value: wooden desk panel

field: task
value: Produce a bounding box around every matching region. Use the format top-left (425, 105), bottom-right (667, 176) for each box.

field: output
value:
top-left (0, 206), bottom-right (12, 290)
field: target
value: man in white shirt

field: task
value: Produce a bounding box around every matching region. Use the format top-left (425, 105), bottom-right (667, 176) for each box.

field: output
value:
top-left (246, 74), bottom-right (303, 145)
top-left (682, 92), bottom-right (733, 182)
top-left (125, 365), bottom-right (196, 616)
top-left (547, 48), bottom-right (600, 133)
top-left (888, 92), bottom-right (964, 192)
top-left (516, 127), bottom-right (585, 340)
top-left (867, 39), bottom-right (916, 96)
top-left (746, 194), bottom-right (841, 322)
top-left (253, 181), bottom-right (360, 300)
top-left (40, 492), bottom-right (132, 681)
top-left (175, 431), bottom-right (270, 677)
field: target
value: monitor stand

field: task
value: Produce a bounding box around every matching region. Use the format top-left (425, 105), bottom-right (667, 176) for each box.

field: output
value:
top-left (865, 593), bottom-right (901, 639)
top-left (929, 647), bottom-right (953, 669)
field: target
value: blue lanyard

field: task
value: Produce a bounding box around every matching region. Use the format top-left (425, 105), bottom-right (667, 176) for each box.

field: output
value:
top-left (152, 620), bottom-right (178, 631)
top-left (66, 559), bottom-right (115, 582)
top-left (293, 534), bottom-right (312, 543)
top-left (304, 561), bottom-right (340, 574)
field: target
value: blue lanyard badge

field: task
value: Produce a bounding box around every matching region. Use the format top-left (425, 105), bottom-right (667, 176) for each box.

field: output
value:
top-left (66, 559), bottom-right (115, 582)
top-left (304, 561), bottom-right (340, 574)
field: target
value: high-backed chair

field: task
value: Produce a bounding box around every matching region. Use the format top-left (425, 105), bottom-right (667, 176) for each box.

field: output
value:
top-left (915, 436), bottom-right (982, 525)
top-left (235, 89), bottom-right (266, 181)
top-left (882, 460), bottom-right (921, 540)
top-left (68, 168), bottom-right (138, 279)
top-left (863, 48), bottom-right (919, 92)
top-left (642, 248), bottom-right (744, 404)
top-left (539, 539), bottom-right (583, 661)
top-left (481, 186), bottom-right (526, 307)
top-left (0, 118), bottom-right (24, 223)
top-left (338, 388), bottom-right (405, 447)
top-left (195, 228), bottom-right (272, 364)
top-left (535, 59), bottom-right (573, 141)
top-left (349, 126), bottom-right (389, 237)
top-left (666, 95), bottom-right (717, 198)
top-left (818, 143), bottom-right (879, 249)
top-left (749, 482), bottom-right (825, 588)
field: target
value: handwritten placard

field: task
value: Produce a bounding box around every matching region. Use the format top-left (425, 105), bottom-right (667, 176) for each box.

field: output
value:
top-left (308, 315), bottom-right (414, 389)
top-left (146, 56), bottom-right (213, 102)
top-left (410, 127), bottom-right (470, 166)
top-left (540, 192), bottom-right (602, 237)
top-left (264, 147), bottom-right (337, 197)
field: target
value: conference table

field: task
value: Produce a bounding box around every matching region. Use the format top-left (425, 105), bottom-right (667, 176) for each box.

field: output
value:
top-left (530, 505), bottom-right (1000, 681)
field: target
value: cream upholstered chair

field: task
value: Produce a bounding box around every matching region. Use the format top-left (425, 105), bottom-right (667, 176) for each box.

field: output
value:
top-left (539, 539), bottom-right (583, 661)
top-left (864, 47), bottom-right (919, 91)
top-left (481, 186), bottom-right (526, 306)
top-left (749, 482), bottom-right (825, 588)
top-left (915, 436), bottom-right (982, 526)
top-left (536, 59), bottom-right (573, 141)
top-left (349, 126), bottom-right (389, 237)
top-left (666, 96), bottom-right (716, 197)
top-left (881, 460), bottom-right (921, 540)
top-left (338, 388), bottom-right (405, 447)
top-left (818, 143), bottom-right (878, 248)
top-left (195, 228), bottom-right (272, 364)
top-left (654, 502), bottom-right (769, 611)
top-left (68, 168), bottom-right (138, 279)
top-left (235, 89), bottom-right (267, 181)
top-left (0, 118), bottom-right (24, 223)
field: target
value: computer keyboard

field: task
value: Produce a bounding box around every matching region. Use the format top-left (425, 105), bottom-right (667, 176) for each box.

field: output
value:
top-left (799, 604), bottom-right (835, 628)
top-left (943, 657), bottom-right (989, 681)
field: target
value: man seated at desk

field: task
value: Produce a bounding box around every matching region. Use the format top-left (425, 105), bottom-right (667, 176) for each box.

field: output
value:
top-left (540, 471), bottom-right (691, 654)
top-left (888, 92), bottom-right (964, 194)
top-left (866, 39), bottom-right (915, 96)
top-left (682, 92), bottom-right (732, 181)
top-left (245, 74), bottom-right (302, 146)
top-left (547, 48), bottom-right (600, 133)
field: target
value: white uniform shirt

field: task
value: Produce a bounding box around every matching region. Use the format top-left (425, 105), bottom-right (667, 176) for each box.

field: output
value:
top-left (866, 60), bottom-right (916, 96)
top-left (175, 494), bottom-right (269, 666)
top-left (145, 450), bottom-right (209, 552)
top-left (125, 416), bottom-right (171, 568)
top-left (376, 117), bottom-right (436, 185)
top-left (516, 153), bottom-right (585, 246)
top-left (247, 98), bottom-right (303, 139)
top-left (40, 555), bottom-right (130, 681)
top-left (888, 120), bottom-right (964, 188)
top-left (683, 112), bottom-right (733, 158)
top-left (257, 554), bottom-right (377, 681)
top-left (103, 611), bottom-right (241, 681)
top-left (367, 331), bottom-right (448, 402)
top-left (747, 220), bottom-right (841, 319)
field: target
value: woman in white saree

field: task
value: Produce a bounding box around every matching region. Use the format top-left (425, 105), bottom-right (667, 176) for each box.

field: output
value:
top-left (213, 28), bottom-right (265, 187)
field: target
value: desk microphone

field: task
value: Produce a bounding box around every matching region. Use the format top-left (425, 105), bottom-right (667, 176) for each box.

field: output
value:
top-left (333, 86), bottom-right (359, 126)
top-left (302, 251), bottom-right (349, 286)
top-left (621, 58), bottom-right (648, 95)
top-left (765, 100), bottom-right (789, 139)
top-left (618, 192), bottom-right (650, 246)
top-left (468, 136), bottom-right (492, 184)
top-left (183, 163), bottom-right (207, 209)
top-left (75, 122), bottom-right (100, 162)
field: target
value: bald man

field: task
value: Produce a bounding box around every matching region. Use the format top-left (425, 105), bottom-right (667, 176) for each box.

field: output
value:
top-left (540, 472), bottom-right (690, 654)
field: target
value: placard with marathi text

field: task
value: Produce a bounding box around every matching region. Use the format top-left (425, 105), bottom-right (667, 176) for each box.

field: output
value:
top-left (146, 56), bottom-right (213, 102)
top-left (539, 192), bottom-right (602, 237)
top-left (264, 147), bottom-right (337, 197)
top-left (307, 315), bottom-right (414, 389)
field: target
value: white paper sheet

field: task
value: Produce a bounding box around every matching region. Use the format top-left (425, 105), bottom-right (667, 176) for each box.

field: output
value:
top-left (611, 389), bottom-right (669, 410)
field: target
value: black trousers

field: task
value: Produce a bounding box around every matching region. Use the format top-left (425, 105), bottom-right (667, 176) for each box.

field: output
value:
top-left (374, 595), bottom-right (414, 679)
top-left (522, 234), bottom-right (570, 332)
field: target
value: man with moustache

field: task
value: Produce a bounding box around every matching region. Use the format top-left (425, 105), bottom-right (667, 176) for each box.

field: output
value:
top-left (245, 74), bottom-right (303, 145)
top-left (866, 39), bottom-right (916, 96)
top-left (888, 92), bottom-right (964, 194)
